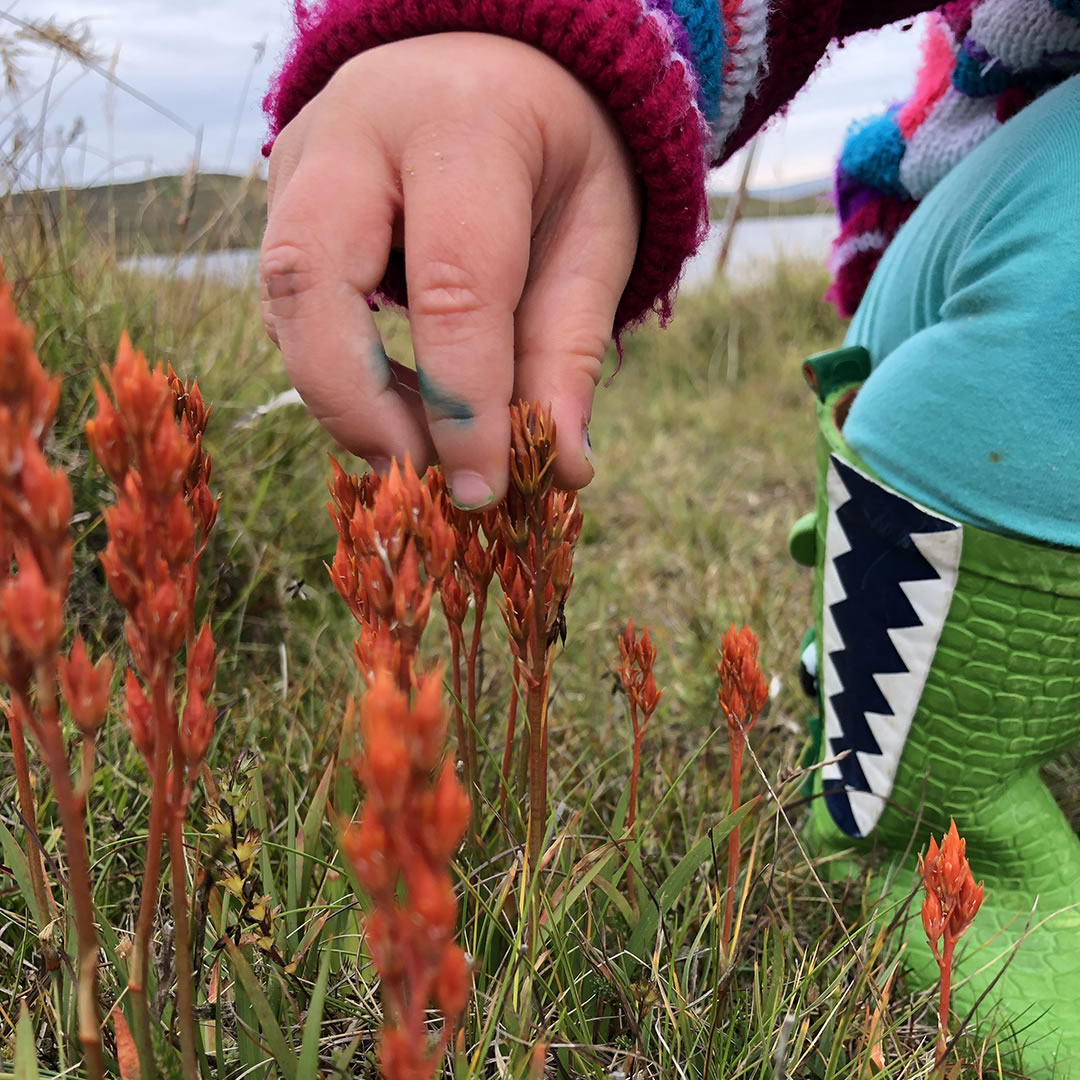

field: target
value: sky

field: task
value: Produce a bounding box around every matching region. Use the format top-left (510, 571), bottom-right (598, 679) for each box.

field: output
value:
top-left (12, 2), bottom-right (924, 191)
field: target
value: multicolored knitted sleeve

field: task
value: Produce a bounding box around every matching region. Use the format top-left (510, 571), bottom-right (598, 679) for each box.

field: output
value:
top-left (263, 0), bottom-right (932, 333)
top-left (828, 0), bottom-right (1080, 317)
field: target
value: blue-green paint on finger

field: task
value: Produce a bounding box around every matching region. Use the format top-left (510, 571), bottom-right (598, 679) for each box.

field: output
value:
top-left (369, 343), bottom-right (391, 389)
top-left (415, 364), bottom-right (474, 423)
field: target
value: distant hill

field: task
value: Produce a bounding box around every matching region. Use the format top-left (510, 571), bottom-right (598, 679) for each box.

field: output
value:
top-left (7, 172), bottom-right (268, 255)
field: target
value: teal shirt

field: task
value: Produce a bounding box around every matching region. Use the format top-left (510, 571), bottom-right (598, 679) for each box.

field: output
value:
top-left (844, 75), bottom-right (1080, 548)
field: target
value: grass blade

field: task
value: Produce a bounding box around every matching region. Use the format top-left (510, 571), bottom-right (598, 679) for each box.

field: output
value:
top-left (225, 941), bottom-right (299, 1080)
top-left (299, 756), bottom-right (334, 907)
top-left (298, 938), bottom-right (333, 1078)
top-left (14, 1002), bottom-right (40, 1080)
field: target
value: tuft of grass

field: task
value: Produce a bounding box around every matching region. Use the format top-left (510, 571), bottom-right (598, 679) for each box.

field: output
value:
top-left (1, 201), bottom-right (1052, 1079)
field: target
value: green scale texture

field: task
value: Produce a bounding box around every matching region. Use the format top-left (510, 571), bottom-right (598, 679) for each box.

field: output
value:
top-left (801, 349), bottom-right (1080, 1076)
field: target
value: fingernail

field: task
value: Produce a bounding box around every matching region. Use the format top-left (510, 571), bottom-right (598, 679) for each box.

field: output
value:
top-left (582, 422), bottom-right (594, 466)
top-left (367, 456), bottom-right (391, 477)
top-left (447, 470), bottom-right (493, 510)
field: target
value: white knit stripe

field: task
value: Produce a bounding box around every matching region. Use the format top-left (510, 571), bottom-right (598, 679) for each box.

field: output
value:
top-left (709, 0), bottom-right (770, 159)
top-left (828, 229), bottom-right (889, 272)
top-left (640, 3), bottom-right (712, 152)
top-left (970, 0), bottom-right (1080, 72)
top-left (898, 87), bottom-right (999, 199)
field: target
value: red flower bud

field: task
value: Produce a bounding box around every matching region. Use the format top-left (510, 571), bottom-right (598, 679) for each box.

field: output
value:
top-left (19, 441), bottom-right (72, 543)
top-left (0, 550), bottom-right (63, 661)
top-left (180, 687), bottom-right (213, 764)
top-left (58, 634), bottom-right (114, 735)
top-left (85, 384), bottom-right (129, 484)
top-left (123, 668), bottom-right (154, 759)
top-left (433, 943), bottom-right (470, 1019)
top-left (421, 760), bottom-right (470, 860)
top-left (342, 809), bottom-right (395, 896)
top-left (109, 333), bottom-right (170, 438)
top-left (188, 621), bottom-right (216, 697)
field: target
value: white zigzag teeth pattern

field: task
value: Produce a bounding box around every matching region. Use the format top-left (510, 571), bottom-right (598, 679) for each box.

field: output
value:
top-left (640, 3), bottom-right (710, 148)
top-left (971, 0), bottom-right (1080, 72)
top-left (820, 462), bottom-right (853, 805)
top-left (899, 87), bottom-right (999, 199)
top-left (828, 229), bottom-right (888, 273)
top-left (710, 0), bottom-right (770, 159)
top-left (821, 459), bottom-right (962, 839)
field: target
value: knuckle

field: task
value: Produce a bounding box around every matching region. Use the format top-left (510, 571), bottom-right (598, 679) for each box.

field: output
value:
top-left (409, 259), bottom-right (488, 321)
top-left (259, 242), bottom-right (320, 308)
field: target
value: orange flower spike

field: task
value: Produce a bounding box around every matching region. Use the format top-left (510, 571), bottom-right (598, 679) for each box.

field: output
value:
top-left (58, 634), bottom-right (114, 736)
top-left (717, 622), bottom-right (769, 729)
top-left (108, 333), bottom-right (172, 436)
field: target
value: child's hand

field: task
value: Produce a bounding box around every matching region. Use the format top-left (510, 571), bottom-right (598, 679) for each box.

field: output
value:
top-left (261, 32), bottom-right (641, 508)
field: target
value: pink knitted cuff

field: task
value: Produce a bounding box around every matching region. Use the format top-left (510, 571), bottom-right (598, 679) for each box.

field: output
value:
top-left (263, 0), bottom-right (710, 332)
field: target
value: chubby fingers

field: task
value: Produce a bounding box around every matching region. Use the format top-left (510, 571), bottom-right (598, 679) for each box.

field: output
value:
top-left (403, 130), bottom-right (535, 509)
top-left (260, 139), bottom-right (432, 467)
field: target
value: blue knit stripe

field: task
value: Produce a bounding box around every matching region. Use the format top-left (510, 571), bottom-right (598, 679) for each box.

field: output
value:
top-left (838, 109), bottom-right (909, 200)
top-left (1050, 0), bottom-right (1080, 16)
top-left (671, 0), bottom-right (727, 123)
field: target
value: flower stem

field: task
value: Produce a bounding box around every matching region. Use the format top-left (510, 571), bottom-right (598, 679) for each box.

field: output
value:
top-left (721, 732), bottom-right (743, 958)
top-left (524, 567), bottom-right (549, 879)
top-left (5, 703), bottom-right (58, 969)
top-left (465, 603), bottom-right (484, 840)
top-left (24, 679), bottom-right (104, 1080)
top-left (500, 677), bottom-right (518, 819)
top-left (936, 937), bottom-right (955, 1068)
top-left (626, 704), bottom-right (641, 909)
top-left (166, 802), bottom-right (199, 1079)
top-left (129, 680), bottom-right (171, 1080)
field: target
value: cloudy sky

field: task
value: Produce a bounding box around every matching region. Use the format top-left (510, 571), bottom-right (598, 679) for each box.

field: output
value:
top-left (14, 2), bottom-right (924, 191)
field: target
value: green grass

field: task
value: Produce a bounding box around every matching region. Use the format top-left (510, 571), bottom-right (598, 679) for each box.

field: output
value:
top-left (0, 207), bottom-right (1044, 1079)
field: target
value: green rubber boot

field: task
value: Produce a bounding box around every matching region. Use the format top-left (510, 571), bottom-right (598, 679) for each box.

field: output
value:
top-left (796, 347), bottom-right (1080, 1076)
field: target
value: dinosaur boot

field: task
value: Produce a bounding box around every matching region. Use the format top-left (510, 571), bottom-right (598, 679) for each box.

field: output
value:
top-left (793, 346), bottom-right (1080, 1076)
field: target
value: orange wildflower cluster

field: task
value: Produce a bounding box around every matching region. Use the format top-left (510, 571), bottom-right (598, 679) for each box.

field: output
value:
top-left (342, 667), bottom-right (471, 1080)
top-left (919, 819), bottom-right (984, 1064)
top-left (85, 332), bottom-right (220, 1077)
top-left (0, 270), bottom-right (107, 1075)
top-left (86, 334), bottom-right (219, 772)
top-left (716, 622), bottom-right (769, 734)
top-left (494, 403), bottom-right (582, 872)
top-left (716, 622), bottom-right (769, 956)
top-left (328, 457), bottom-right (472, 1080)
top-left (616, 620), bottom-right (662, 904)
top-left (327, 456), bottom-right (454, 690)
top-left (431, 476), bottom-right (498, 825)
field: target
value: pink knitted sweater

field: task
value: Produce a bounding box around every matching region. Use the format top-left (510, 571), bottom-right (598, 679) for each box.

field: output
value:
top-left (264, 0), bottom-right (932, 332)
